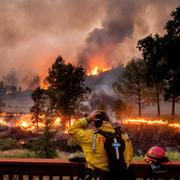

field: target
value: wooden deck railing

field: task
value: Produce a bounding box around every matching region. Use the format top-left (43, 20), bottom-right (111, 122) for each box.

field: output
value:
top-left (0, 158), bottom-right (179, 180)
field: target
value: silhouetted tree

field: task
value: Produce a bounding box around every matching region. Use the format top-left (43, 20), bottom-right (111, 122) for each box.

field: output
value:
top-left (112, 99), bottom-right (134, 120)
top-left (137, 34), bottom-right (166, 116)
top-left (30, 87), bottom-right (47, 133)
top-left (45, 56), bottom-right (91, 122)
top-left (162, 6), bottom-right (180, 116)
top-left (113, 58), bottom-right (154, 116)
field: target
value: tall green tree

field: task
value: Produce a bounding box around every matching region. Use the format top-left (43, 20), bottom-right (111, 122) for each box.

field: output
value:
top-left (45, 56), bottom-right (91, 121)
top-left (30, 87), bottom-right (47, 133)
top-left (113, 58), bottom-right (154, 116)
top-left (30, 88), bottom-right (61, 158)
top-left (137, 34), bottom-right (166, 116)
top-left (163, 6), bottom-right (180, 116)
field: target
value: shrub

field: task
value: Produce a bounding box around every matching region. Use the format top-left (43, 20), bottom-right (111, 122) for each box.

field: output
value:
top-left (166, 151), bottom-right (180, 161)
top-left (0, 138), bottom-right (17, 151)
top-left (31, 126), bottom-right (58, 158)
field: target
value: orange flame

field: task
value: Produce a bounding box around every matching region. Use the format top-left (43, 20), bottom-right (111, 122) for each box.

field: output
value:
top-left (124, 118), bottom-right (167, 125)
top-left (64, 118), bottom-right (76, 134)
top-left (0, 117), bottom-right (7, 125)
top-left (16, 115), bottom-right (63, 131)
top-left (88, 66), bottom-right (111, 76)
top-left (53, 117), bottom-right (62, 127)
top-left (15, 114), bottom-right (44, 131)
top-left (124, 118), bottom-right (180, 130)
top-left (40, 81), bottom-right (49, 90)
top-left (169, 123), bottom-right (180, 128)
top-left (1, 112), bottom-right (180, 132)
top-left (91, 66), bottom-right (99, 75)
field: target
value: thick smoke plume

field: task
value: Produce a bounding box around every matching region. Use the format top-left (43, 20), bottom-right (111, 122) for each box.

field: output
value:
top-left (78, 0), bottom-right (180, 69)
top-left (0, 0), bottom-right (179, 87)
top-left (0, 0), bottom-right (104, 87)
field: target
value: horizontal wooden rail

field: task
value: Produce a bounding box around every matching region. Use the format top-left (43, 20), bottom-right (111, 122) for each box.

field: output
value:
top-left (0, 158), bottom-right (179, 179)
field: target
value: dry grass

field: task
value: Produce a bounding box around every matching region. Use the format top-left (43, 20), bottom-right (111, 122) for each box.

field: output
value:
top-left (0, 149), bottom-right (70, 159)
top-left (0, 149), bottom-right (37, 158)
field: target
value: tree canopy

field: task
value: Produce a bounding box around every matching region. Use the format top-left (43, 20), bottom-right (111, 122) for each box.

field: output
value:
top-left (163, 6), bottom-right (180, 115)
top-left (45, 56), bottom-right (91, 117)
top-left (137, 6), bottom-right (180, 116)
top-left (113, 58), bottom-right (154, 116)
top-left (137, 34), bottom-right (166, 116)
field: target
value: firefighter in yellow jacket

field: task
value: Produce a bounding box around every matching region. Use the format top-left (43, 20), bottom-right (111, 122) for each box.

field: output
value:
top-left (68, 110), bottom-right (133, 180)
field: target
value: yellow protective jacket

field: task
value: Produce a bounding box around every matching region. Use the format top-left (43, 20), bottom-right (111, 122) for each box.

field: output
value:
top-left (68, 118), bottom-right (133, 171)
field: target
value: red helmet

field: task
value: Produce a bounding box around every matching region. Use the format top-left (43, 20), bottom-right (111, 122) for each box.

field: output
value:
top-left (144, 146), bottom-right (166, 163)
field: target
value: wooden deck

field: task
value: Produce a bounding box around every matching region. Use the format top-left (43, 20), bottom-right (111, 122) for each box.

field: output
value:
top-left (0, 158), bottom-right (179, 179)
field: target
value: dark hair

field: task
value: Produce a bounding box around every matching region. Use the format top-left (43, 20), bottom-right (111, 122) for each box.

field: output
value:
top-left (94, 111), bottom-right (109, 128)
top-left (95, 111), bottom-right (109, 122)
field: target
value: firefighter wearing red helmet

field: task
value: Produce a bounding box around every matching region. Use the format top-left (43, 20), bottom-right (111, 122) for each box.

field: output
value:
top-left (144, 146), bottom-right (169, 173)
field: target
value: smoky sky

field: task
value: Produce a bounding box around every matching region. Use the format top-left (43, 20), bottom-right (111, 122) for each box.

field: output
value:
top-left (78, 0), bottom-right (180, 69)
top-left (0, 0), bottom-right (179, 87)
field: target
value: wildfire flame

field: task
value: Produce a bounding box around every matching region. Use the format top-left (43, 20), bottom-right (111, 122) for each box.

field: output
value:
top-left (0, 113), bottom-right (180, 132)
top-left (91, 66), bottom-right (99, 75)
top-left (169, 123), bottom-right (180, 128)
top-left (124, 118), bottom-right (167, 125)
top-left (40, 81), bottom-right (49, 90)
top-left (124, 118), bottom-right (180, 129)
top-left (0, 117), bottom-right (7, 125)
top-left (87, 66), bottom-right (111, 76)
top-left (15, 114), bottom-right (44, 131)
top-left (16, 115), bottom-right (63, 131)
top-left (64, 118), bottom-right (76, 134)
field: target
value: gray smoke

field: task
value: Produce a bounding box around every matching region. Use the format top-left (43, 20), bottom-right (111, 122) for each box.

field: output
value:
top-left (0, 0), bottom-right (179, 87)
top-left (78, 0), bottom-right (180, 68)
top-left (0, 0), bottom-right (104, 84)
top-left (78, 0), bottom-right (136, 68)
top-left (3, 69), bottom-right (19, 86)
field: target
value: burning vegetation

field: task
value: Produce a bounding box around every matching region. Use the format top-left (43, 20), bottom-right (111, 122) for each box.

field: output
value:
top-left (1, 112), bottom-right (180, 133)
top-left (124, 118), bottom-right (180, 130)
top-left (0, 112), bottom-right (180, 158)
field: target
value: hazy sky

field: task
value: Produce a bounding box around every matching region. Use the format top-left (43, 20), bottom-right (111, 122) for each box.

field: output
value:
top-left (0, 0), bottom-right (179, 86)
